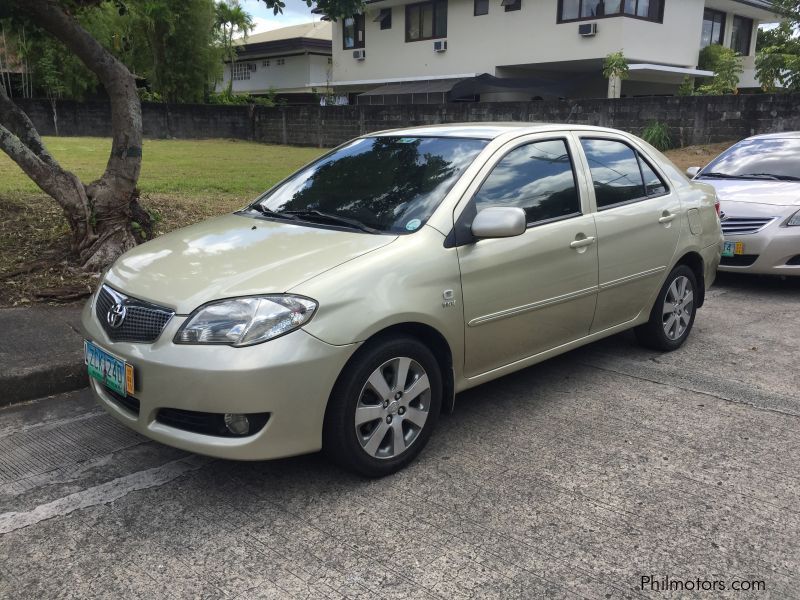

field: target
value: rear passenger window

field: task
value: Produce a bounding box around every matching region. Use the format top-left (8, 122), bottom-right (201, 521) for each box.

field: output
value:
top-left (639, 158), bottom-right (667, 196)
top-left (474, 139), bottom-right (581, 225)
top-left (580, 138), bottom-right (668, 209)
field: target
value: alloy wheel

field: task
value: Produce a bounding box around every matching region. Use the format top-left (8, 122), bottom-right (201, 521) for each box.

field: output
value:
top-left (662, 275), bottom-right (694, 341)
top-left (355, 357), bottom-right (431, 460)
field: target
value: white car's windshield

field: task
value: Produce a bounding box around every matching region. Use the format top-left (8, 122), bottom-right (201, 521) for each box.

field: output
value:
top-left (700, 138), bottom-right (800, 181)
top-left (250, 136), bottom-right (489, 233)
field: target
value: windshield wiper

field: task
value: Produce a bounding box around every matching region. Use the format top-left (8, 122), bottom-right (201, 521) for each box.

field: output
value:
top-left (697, 172), bottom-right (750, 179)
top-left (740, 173), bottom-right (800, 181)
top-left (283, 210), bottom-right (379, 233)
top-left (248, 204), bottom-right (299, 221)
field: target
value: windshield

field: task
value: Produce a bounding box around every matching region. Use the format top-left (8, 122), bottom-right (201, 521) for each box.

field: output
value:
top-left (700, 138), bottom-right (800, 181)
top-left (251, 136), bottom-right (489, 233)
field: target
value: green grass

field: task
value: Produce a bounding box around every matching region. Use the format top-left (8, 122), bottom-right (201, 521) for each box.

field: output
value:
top-left (0, 137), bottom-right (326, 197)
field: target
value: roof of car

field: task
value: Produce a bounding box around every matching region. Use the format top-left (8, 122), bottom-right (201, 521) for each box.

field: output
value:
top-left (368, 123), bottom-right (625, 140)
top-left (747, 131), bottom-right (800, 140)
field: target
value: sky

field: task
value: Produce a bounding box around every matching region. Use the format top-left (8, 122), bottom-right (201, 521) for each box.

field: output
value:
top-left (239, 0), bottom-right (321, 35)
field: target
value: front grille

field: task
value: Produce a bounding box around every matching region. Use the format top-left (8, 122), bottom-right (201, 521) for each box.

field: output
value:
top-left (156, 408), bottom-right (270, 437)
top-left (721, 254), bottom-right (759, 267)
top-left (95, 285), bottom-right (174, 343)
top-left (720, 217), bottom-right (776, 236)
top-left (105, 388), bottom-right (141, 415)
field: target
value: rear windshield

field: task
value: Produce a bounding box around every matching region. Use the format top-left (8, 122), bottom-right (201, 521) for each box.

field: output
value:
top-left (700, 138), bottom-right (800, 181)
top-left (252, 136), bottom-right (489, 233)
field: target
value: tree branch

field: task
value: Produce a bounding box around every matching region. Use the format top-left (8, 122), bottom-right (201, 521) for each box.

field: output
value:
top-left (0, 84), bottom-right (60, 170)
top-left (21, 0), bottom-right (142, 197)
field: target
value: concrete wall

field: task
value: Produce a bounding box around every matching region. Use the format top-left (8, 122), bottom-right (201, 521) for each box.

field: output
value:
top-left (16, 93), bottom-right (800, 149)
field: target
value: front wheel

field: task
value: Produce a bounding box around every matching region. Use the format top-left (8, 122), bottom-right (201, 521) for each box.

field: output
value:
top-left (323, 336), bottom-right (442, 477)
top-left (635, 265), bottom-right (698, 351)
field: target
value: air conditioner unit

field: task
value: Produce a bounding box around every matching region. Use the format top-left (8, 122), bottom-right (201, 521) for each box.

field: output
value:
top-left (353, 49), bottom-right (366, 61)
top-left (578, 23), bottom-right (597, 36)
top-left (433, 40), bottom-right (448, 53)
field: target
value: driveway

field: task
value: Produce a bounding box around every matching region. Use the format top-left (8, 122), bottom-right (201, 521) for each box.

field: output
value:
top-left (1, 273), bottom-right (798, 599)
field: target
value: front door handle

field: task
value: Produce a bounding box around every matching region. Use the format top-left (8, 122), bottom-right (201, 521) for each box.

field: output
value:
top-left (659, 212), bottom-right (676, 224)
top-left (569, 236), bottom-right (596, 249)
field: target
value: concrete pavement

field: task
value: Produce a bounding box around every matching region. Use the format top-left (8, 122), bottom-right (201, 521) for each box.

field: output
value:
top-left (0, 272), bottom-right (798, 599)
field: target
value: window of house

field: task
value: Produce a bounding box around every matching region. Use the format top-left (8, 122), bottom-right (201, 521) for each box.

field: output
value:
top-left (731, 15), bottom-right (753, 55)
top-left (580, 138), bottom-right (667, 208)
top-left (262, 59), bottom-right (270, 67)
top-left (327, 57), bottom-right (333, 65)
top-left (406, 0), bottom-right (447, 42)
top-left (474, 0), bottom-right (489, 16)
top-left (502, 0), bottom-right (521, 12)
top-left (473, 139), bottom-right (581, 225)
top-left (232, 62), bottom-right (253, 81)
top-left (700, 8), bottom-right (725, 48)
top-left (375, 8), bottom-right (392, 29)
top-left (343, 14), bottom-right (365, 49)
top-left (558, 0), bottom-right (661, 22)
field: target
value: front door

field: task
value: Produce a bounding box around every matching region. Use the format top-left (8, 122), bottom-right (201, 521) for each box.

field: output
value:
top-left (574, 136), bottom-right (682, 333)
top-left (455, 136), bottom-right (599, 379)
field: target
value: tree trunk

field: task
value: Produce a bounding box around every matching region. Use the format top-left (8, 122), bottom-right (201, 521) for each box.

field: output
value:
top-left (0, 0), bottom-right (150, 271)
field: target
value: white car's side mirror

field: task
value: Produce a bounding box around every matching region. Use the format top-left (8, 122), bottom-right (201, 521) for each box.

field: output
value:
top-left (471, 207), bottom-right (527, 239)
top-left (686, 166), bottom-right (701, 179)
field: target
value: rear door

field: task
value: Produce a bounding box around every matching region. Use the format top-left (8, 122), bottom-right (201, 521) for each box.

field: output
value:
top-left (574, 135), bottom-right (681, 333)
top-left (455, 134), bottom-right (599, 378)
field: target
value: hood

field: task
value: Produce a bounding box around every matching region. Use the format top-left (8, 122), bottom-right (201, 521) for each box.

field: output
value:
top-left (105, 213), bottom-right (397, 314)
top-left (700, 179), bottom-right (800, 207)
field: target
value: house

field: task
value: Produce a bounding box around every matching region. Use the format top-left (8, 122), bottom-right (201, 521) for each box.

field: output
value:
top-left (218, 22), bottom-right (333, 104)
top-left (329, 0), bottom-right (779, 102)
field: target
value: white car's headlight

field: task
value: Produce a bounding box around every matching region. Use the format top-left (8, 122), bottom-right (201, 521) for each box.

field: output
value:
top-left (787, 209), bottom-right (800, 227)
top-left (174, 295), bottom-right (317, 347)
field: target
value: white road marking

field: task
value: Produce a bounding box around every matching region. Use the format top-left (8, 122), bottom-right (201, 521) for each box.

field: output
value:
top-left (0, 455), bottom-right (210, 535)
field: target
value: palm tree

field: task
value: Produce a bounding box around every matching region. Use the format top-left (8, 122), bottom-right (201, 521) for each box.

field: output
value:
top-left (215, 0), bottom-right (254, 93)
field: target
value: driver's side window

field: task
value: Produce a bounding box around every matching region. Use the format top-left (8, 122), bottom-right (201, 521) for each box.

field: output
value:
top-left (474, 139), bottom-right (581, 226)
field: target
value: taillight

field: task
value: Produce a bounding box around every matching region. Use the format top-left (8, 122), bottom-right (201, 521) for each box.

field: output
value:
top-left (714, 199), bottom-right (721, 217)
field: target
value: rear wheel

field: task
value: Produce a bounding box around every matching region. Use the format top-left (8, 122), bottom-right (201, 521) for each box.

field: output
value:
top-left (635, 265), bottom-right (698, 351)
top-left (323, 336), bottom-right (442, 477)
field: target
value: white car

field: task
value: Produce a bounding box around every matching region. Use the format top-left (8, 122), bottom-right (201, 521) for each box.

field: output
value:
top-left (688, 132), bottom-right (800, 276)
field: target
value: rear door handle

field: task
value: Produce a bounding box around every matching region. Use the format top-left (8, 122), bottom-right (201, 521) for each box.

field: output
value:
top-left (659, 213), bottom-right (676, 224)
top-left (570, 236), bottom-right (596, 249)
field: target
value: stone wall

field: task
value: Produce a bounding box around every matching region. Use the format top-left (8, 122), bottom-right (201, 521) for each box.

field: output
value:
top-left (15, 94), bottom-right (800, 148)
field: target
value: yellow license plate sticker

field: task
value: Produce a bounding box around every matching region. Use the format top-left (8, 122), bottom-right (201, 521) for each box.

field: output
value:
top-left (722, 241), bottom-right (744, 257)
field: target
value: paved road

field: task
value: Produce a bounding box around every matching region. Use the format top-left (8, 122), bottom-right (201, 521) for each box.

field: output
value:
top-left (1, 273), bottom-right (798, 599)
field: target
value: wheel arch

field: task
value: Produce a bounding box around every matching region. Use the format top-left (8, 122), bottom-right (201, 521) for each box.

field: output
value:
top-left (674, 251), bottom-right (706, 308)
top-left (331, 322), bottom-right (456, 415)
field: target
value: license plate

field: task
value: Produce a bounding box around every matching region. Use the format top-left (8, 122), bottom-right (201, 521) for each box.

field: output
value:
top-left (722, 241), bottom-right (744, 258)
top-left (84, 340), bottom-right (134, 397)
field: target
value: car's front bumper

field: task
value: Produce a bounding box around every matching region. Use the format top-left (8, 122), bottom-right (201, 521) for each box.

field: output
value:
top-left (81, 299), bottom-right (358, 460)
top-left (719, 225), bottom-right (800, 276)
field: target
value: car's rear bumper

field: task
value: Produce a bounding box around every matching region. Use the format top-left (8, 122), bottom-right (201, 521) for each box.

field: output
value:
top-left (82, 297), bottom-right (358, 460)
top-left (719, 227), bottom-right (800, 276)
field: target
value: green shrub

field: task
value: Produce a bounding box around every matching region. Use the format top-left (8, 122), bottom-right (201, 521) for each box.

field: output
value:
top-left (641, 121), bottom-right (672, 151)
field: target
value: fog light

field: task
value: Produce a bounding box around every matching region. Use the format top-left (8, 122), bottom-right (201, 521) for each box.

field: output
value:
top-left (224, 413), bottom-right (250, 436)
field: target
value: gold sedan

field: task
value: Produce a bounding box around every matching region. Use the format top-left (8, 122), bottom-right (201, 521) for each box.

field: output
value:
top-left (82, 124), bottom-right (722, 476)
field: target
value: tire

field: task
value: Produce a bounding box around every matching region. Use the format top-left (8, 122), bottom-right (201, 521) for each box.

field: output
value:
top-left (323, 335), bottom-right (442, 477)
top-left (635, 265), bottom-right (698, 351)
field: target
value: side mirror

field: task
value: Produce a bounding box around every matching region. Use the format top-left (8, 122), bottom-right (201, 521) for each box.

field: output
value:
top-left (471, 207), bottom-right (527, 239)
top-left (686, 166), bottom-right (701, 179)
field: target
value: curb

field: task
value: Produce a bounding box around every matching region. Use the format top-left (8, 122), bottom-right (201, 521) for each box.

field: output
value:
top-left (0, 363), bottom-right (88, 408)
top-left (0, 305), bottom-right (87, 408)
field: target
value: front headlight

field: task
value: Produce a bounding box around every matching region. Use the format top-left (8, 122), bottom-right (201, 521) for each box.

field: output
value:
top-left (787, 209), bottom-right (800, 227)
top-left (174, 295), bottom-right (317, 347)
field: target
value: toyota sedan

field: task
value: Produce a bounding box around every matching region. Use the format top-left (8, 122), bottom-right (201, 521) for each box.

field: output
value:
top-left (83, 124), bottom-right (722, 477)
top-left (687, 132), bottom-right (800, 276)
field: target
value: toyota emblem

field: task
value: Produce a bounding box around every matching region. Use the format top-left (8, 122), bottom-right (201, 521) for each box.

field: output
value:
top-left (107, 302), bottom-right (127, 329)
